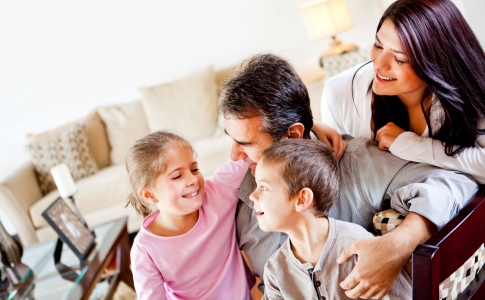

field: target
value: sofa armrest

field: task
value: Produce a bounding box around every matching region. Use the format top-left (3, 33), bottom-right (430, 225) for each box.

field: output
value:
top-left (0, 162), bottom-right (43, 246)
top-left (412, 185), bottom-right (485, 299)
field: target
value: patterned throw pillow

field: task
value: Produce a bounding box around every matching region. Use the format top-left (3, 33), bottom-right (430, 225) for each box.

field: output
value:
top-left (373, 208), bottom-right (407, 236)
top-left (26, 122), bottom-right (99, 195)
top-left (439, 243), bottom-right (485, 300)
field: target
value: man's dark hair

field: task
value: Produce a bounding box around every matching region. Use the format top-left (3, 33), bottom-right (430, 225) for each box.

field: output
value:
top-left (260, 139), bottom-right (339, 217)
top-left (219, 54), bottom-right (313, 141)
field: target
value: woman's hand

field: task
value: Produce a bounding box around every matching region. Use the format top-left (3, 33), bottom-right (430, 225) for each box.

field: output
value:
top-left (311, 121), bottom-right (346, 159)
top-left (375, 122), bottom-right (405, 151)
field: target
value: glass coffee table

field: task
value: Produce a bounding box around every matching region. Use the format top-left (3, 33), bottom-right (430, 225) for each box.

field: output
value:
top-left (0, 217), bottom-right (134, 300)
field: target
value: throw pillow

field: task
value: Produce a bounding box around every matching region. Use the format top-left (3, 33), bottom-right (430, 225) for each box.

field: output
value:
top-left (97, 100), bottom-right (150, 165)
top-left (139, 66), bottom-right (218, 141)
top-left (26, 122), bottom-right (99, 195)
top-left (84, 110), bottom-right (111, 169)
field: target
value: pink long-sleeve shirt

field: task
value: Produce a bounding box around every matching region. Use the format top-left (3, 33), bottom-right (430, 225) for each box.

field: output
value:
top-left (130, 159), bottom-right (252, 300)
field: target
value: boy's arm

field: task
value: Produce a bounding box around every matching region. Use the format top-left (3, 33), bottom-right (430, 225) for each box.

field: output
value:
top-left (262, 265), bottom-right (285, 300)
top-left (337, 212), bottom-right (435, 299)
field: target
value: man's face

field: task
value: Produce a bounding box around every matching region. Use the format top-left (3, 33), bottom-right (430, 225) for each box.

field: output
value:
top-left (224, 116), bottom-right (275, 175)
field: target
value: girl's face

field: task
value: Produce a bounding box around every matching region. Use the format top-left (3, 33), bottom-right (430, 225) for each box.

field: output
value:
top-left (371, 19), bottom-right (428, 106)
top-left (249, 160), bottom-right (296, 233)
top-left (148, 143), bottom-right (205, 219)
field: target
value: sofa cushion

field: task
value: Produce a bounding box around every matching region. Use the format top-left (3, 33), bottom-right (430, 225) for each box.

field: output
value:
top-left (191, 133), bottom-right (233, 177)
top-left (84, 110), bottom-right (111, 169)
top-left (139, 66), bottom-right (218, 141)
top-left (26, 122), bottom-right (99, 195)
top-left (97, 100), bottom-right (150, 165)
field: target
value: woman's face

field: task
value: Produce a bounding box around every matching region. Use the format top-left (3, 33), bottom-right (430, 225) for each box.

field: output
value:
top-left (370, 19), bottom-right (427, 106)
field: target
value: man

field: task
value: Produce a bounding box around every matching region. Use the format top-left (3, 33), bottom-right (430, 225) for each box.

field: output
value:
top-left (219, 54), bottom-right (478, 299)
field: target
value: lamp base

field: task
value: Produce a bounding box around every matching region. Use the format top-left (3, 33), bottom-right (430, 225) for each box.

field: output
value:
top-left (321, 36), bottom-right (358, 58)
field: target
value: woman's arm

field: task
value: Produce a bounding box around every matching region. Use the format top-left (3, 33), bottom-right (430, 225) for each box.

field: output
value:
top-left (387, 131), bottom-right (485, 184)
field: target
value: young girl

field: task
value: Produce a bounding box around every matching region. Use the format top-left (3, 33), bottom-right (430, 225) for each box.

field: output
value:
top-left (316, 0), bottom-right (485, 183)
top-left (125, 131), bottom-right (252, 299)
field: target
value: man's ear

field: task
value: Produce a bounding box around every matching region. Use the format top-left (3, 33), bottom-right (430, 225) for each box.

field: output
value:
top-left (139, 187), bottom-right (157, 204)
top-left (295, 187), bottom-right (314, 212)
top-left (286, 123), bottom-right (305, 139)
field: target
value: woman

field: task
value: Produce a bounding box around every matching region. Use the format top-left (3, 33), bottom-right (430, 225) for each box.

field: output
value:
top-left (318, 0), bottom-right (485, 183)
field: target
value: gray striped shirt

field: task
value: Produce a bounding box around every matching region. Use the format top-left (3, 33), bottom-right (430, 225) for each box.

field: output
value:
top-left (236, 136), bottom-right (478, 291)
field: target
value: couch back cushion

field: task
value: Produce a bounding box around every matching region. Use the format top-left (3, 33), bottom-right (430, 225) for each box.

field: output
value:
top-left (84, 110), bottom-right (111, 169)
top-left (97, 100), bottom-right (151, 165)
top-left (138, 66), bottom-right (218, 141)
top-left (26, 122), bottom-right (99, 195)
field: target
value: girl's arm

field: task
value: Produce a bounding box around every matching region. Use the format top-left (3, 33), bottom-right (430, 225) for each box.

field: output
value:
top-left (388, 131), bottom-right (485, 184)
top-left (209, 159), bottom-right (249, 188)
top-left (131, 244), bottom-right (166, 300)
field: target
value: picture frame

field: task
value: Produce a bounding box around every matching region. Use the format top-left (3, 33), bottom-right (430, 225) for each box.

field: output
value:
top-left (41, 197), bottom-right (96, 261)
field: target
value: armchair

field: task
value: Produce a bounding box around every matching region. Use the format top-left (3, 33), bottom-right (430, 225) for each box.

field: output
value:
top-left (413, 186), bottom-right (485, 299)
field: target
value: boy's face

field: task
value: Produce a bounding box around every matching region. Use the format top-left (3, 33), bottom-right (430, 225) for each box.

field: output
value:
top-left (249, 159), bottom-right (296, 232)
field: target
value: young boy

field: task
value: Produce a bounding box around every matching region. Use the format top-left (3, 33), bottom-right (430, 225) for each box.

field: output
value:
top-left (249, 139), bottom-right (412, 299)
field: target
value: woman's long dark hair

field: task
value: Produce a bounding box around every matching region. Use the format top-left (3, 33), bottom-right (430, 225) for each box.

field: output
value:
top-left (372, 0), bottom-right (485, 156)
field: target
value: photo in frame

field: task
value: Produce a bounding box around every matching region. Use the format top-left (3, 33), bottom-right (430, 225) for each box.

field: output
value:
top-left (41, 197), bottom-right (96, 260)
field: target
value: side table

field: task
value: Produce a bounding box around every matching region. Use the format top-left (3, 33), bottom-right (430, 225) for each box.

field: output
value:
top-left (1, 217), bottom-right (133, 300)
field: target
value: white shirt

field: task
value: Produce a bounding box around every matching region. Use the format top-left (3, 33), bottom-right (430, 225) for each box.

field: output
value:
top-left (321, 62), bottom-right (485, 184)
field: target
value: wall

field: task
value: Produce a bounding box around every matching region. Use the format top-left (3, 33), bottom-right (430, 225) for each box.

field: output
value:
top-left (463, 0), bottom-right (485, 46)
top-left (0, 0), bottom-right (383, 232)
top-left (1, 0), bottom-right (483, 233)
top-left (0, 0), bottom-right (382, 182)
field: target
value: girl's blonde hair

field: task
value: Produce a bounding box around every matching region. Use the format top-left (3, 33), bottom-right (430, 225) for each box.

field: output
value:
top-left (125, 131), bottom-right (194, 217)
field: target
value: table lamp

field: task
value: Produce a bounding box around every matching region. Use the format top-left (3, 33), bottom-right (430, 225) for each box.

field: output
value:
top-left (50, 163), bottom-right (89, 229)
top-left (299, 0), bottom-right (358, 58)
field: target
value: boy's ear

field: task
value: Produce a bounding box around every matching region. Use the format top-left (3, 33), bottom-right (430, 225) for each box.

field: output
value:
top-left (286, 123), bottom-right (305, 139)
top-left (295, 187), bottom-right (314, 212)
top-left (139, 187), bottom-right (157, 204)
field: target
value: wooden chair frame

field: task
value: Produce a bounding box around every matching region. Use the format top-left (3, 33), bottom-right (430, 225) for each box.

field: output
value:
top-left (413, 186), bottom-right (485, 299)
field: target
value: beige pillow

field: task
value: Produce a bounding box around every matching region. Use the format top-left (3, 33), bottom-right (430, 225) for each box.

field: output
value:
top-left (97, 100), bottom-right (150, 165)
top-left (84, 110), bottom-right (111, 169)
top-left (26, 122), bottom-right (99, 195)
top-left (139, 66), bottom-right (218, 141)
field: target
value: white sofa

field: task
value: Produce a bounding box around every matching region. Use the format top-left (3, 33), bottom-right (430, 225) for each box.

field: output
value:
top-left (0, 66), bottom-right (239, 247)
top-left (0, 63), bottom-right (326, 247)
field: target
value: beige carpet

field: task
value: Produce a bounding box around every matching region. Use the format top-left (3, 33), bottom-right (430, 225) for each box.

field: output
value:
top-left (99, 281), bottom-right (136, 300)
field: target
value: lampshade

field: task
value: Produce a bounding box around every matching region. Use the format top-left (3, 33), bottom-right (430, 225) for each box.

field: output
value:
top-left (300, 0), bottom-right (358, 59)
top-left (50, 163), bottom-right (77, 199)
top-left (299, 0), bottom-right (354, 41)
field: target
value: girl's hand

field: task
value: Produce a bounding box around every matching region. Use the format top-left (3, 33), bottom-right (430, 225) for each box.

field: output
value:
top-left (311, 121), bottom-right (346, 159)
top-left (375, 122), bottom-right (405, 151)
